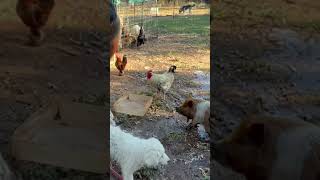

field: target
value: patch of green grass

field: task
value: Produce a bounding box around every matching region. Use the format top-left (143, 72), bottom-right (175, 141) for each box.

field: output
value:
top-left (297, 21), bottom-right (320, 32)
top-left (185, 80), bottom-right (199, 87)
top-left (137, 91), bottom-right (154, 97)
top-left (135, 167), bottom-right (158, 179)
top-left (0, 1), bottom-right (16, 20)
top-left (166, 132), bottom-right (185, 141)
top-left (255, 8), bottom-right (278, 19)
top-left (145, 15), bottom-right (210, 36)
top-left (151, 95), bottom-right (173, 111)
top-left (127, 15), bottom-right (210, 47)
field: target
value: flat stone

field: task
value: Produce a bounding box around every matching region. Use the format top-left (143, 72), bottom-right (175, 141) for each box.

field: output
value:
top-left (11, 97), bottom-right (107, 174)
top-left (113, 94), bottom-right (153, 117)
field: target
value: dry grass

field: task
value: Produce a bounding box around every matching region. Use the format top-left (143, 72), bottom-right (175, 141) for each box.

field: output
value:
top-left (118, 6), bottom-right (209, 18)
top-left (111, 35), bottom-right (209, 74)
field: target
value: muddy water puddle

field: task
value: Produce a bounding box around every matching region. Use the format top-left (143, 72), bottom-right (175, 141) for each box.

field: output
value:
top-left (189, 70), bottom-right (210, 100)
top-left (190, 70), bottom-right (210, 140)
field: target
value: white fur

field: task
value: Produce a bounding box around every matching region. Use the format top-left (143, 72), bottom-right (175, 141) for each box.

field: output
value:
top-left (195, 101), bottom-right (210, 123)
top-left (110, 110), bottom-right (115, 126)
top-left (110, 125), bottom-right (170, 180)
top-left (130, 25), bottom-right (141, 38)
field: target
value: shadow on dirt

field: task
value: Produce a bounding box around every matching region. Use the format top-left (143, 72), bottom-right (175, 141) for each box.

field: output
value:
top-left (211, 12), bottom-right (320, 180)
top-left (0, 27), bottom-right (108, 179)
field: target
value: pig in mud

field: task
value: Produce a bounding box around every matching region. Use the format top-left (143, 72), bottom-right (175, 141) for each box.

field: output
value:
top-left (176, 98), bottom-right (210, 134)
top-left (212, 115), bottom-right (320, 180)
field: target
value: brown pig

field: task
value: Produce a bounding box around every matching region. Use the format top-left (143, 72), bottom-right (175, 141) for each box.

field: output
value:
top-left (176, 98), bottom-right (210, 134)
top-left (212, 115), bottom-right (320, 180)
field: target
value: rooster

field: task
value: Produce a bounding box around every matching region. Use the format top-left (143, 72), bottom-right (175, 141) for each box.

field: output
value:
top-left (16, 0), bottom-right (55, 46)
top-left (115, 53), bottom-right (127, 76)
top-left (146, 65), bottom-right (176, 100)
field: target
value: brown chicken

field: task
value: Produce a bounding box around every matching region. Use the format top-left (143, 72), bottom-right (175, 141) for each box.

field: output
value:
top-left (16, 0), bottom-right (55, 46)
top-left (115, 53), bottom-right (127, 76)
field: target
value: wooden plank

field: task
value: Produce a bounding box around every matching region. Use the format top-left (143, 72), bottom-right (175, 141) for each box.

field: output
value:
top-left (112, 94), bottom-right (153, 117)
top-left (11, 98), bottom-right (107, 174)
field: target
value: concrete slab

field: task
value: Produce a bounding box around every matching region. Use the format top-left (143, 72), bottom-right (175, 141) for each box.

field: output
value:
top-left (11, 98), bottom-right (107, 174)
top-left (112, 94), bottom-right (153, 117)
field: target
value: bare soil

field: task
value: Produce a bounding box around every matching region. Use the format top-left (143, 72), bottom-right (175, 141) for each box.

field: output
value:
top-left (110, 20), bottom-right (210, 180)
top-left (0, 0), bottom-right (108, 179)
top-left (211, 0), bottom-right (320, 179)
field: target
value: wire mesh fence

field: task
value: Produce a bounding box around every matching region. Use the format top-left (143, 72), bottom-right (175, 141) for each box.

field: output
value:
top-left (113, 0), bottom-right (209, 49)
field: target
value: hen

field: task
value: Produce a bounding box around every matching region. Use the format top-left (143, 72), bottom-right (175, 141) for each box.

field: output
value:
top-left (146, 65), bottom-right (176, 100)
top-left (121, 25), bottom-right (140, 48)
top-left (115, 53), bottom-right (127, 76)
top-left (16, 0), bottom-right (55, 46)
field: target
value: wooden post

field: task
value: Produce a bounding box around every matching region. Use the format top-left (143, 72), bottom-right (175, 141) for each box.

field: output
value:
top-left (133, 3), bottom-right (136, 23)
top-left (172, 0), bottom-right (175, 19)
top-left (142, 2), bottom-right (144, 26)
top-left (156, 0), bottom-right (158, 17)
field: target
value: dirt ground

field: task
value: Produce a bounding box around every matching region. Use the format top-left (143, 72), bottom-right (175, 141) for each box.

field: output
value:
top-left (2, 0), bottom-right (319, 179)
top-left (211, 0), bottom-right (320, 179)
top-left (0, 0), bottom-right (108, 179)
top-left (110, 15), bottom-right (210, 180)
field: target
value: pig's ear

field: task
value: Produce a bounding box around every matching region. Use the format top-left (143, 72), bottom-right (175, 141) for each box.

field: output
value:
top-left (248, 123), bottom-right (265, 147)
top-left (187, 100), bottom-right (194, 107)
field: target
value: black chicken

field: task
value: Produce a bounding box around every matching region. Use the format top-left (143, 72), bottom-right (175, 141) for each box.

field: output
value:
top-left (137, 26), bottom-right (146, 47)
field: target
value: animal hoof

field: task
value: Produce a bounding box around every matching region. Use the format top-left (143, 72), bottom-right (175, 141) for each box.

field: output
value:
top-left (118, 72), bottom-right (124, 76)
